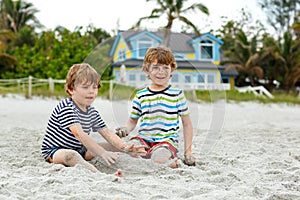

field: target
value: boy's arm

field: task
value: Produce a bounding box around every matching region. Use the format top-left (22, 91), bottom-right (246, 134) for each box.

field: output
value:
top-left (115, 118), bottom-right (138, 137)
top-left (181, 114), bottom-right (193, 156)
top-left (181, 114), bottom-right (196, 166)
top-left (69, 125), bottom-right (118, 165)
top-left (99, 126), bottom-right (146, 157)
top-left (126, 118), bottom-right (138, 132)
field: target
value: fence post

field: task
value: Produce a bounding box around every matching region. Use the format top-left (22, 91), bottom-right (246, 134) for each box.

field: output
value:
top-left (49, 77), bottom-right (54, 93)
top-left (192, 84), bottom-right (197, 100)
top-left (17, 79), bottom-right (21, 91)
top-left (28, 76), bottom-right (32, 98)
top-left (109, 80), bottom-right (113, 100)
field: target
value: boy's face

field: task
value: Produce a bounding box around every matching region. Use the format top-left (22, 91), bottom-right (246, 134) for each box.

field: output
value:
top-left (147, 60), bottom-right (172, 88)
top-left (68, 81), bottom-right (99, 111)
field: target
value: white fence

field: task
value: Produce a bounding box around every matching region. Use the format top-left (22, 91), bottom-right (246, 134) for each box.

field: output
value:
top-left (0, 76), bottom-right (115, 99)
top-left (1, 76), bottom-right (231, 99)
top-left (236, 86), bottom-right (274, 99)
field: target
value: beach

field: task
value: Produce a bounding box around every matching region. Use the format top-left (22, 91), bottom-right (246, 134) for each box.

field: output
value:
top-left (0, 94), bottom-right (300, 200)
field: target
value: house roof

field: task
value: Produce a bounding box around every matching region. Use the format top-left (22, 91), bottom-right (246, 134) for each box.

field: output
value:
top-left (119, 29), bottom-right (222, 53)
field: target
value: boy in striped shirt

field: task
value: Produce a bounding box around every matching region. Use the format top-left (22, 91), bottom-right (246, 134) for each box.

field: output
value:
top-left (41, 63), bottom-right (146, 175)
top-left (116, 47), bottom-right (195, 167)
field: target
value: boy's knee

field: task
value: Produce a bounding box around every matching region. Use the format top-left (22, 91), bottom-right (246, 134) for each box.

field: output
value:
top-left (151, 147), bottom-right (172, 164)
top-left (64, 150), bottom-right (81, 164)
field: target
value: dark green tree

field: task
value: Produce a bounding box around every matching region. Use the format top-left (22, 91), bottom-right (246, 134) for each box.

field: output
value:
top-left (222, 29), bottom-right (264, 87)
top-left (7, 28), bottom-right (99, 79)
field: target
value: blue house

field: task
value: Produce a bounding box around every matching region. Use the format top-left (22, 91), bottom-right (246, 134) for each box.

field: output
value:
top-left (109, 29), bottom-right (237, 90)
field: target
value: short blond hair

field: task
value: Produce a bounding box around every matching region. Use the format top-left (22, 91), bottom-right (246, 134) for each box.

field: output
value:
top-left (65, 63), bottom-right (101, 96)
top-left (142, 46), bottom-right (177, 72)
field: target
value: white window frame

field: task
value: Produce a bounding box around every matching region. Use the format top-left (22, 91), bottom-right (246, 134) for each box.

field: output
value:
top-left (137, 37), bottom-right (153, 58)
top-left (200, 40), bottom-right (213, 60)
top-left (118, 48), bottom-right (126, 61)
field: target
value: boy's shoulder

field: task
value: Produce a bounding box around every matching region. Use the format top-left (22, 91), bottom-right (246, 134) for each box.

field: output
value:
top-left (55, 98), bottom-right (74, 110)
top-left (135, 87), bottom-right (150, 96)
top-left (168, 86), bottom-right (183, 93)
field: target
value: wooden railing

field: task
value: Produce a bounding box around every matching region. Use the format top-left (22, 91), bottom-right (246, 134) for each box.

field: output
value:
top-left (0, 76), bottom-right (114, 99)
top-left (1, 76), bottom-right (231, 99)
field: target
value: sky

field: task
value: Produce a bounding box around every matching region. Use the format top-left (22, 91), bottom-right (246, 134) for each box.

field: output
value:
top-left (27, 0), bottom-right (269, 35)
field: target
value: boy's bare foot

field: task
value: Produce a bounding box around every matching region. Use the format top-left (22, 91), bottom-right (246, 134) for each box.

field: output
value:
top-left (183, 155), bottom-right (196, 166)
top-left (114, 169), bottom-right (123, 177)
top-left (168, 158), bottom-right (180, 168)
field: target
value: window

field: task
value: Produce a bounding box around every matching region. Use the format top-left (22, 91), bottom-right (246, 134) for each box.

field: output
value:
top-left (140, 74), bottom-right (146, 81)
top-left (118, 49), bottom-right (126, 61)
top-left (184, 75), bottom-right (192, 83)
top-left (138, 37), bottom-right (153, 58)
top-left (171, 73), bottom-right (179, 82)
top-left (207, 74), bottom-right (215, 83)
top-left (197, 74), bottom-right (205, 83)
top-left (129, 74), bottom-right (136, 81)
top-left (200, 40), bottom-right (213, 60)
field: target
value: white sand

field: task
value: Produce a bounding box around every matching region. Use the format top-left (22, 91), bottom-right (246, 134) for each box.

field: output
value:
top-left (1, 94), bottom-right (300, 200)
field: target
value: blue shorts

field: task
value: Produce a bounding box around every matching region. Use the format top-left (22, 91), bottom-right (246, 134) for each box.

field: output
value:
top-left (46, 146), bottom-right (87, 163)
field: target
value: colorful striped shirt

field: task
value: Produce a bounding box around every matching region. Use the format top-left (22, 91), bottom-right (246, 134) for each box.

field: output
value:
top-left (130, 85), bottom-right (189, 148)
top-left (41, 98), bottom-right (106, 159)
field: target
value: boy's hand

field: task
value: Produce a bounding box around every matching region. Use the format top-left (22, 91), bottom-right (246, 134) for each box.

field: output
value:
top-left (183, 154), bottom-right (196, 166)
top-left (100, 151), bottom-right (119, 166)
top-left (123, 144), bottom-right (147, 157)
top-left (115, 127), bottom-right (129, 138)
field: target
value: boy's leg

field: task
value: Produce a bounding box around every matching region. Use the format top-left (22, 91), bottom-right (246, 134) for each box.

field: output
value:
top-left (52, 149), bottom-right (98, 172)
top-left (151, 146), bottom-right (172, 163)
top-left (150, 144), bottom-right (179, 168)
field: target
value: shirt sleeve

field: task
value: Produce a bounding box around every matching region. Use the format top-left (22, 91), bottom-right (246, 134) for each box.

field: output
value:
top-left (177, 90), bottom-right (190, 116)
top-left (57, 106), bottom-right (80, 129)
top-left (130, 94), bottom-right (141, 119)
top-left (91, 109), bottom-right (107, 132)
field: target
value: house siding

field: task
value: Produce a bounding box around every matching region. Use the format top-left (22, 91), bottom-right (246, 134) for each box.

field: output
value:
top-left (109, 30), bottom-right (237, 90)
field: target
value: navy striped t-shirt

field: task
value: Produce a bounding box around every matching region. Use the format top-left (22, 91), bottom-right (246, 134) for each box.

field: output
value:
top-left (41, 98), bottom-right (106, 159)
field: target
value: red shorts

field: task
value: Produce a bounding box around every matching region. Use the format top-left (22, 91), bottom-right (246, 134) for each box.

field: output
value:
top-left (131, 136), bottom-right (177, 159)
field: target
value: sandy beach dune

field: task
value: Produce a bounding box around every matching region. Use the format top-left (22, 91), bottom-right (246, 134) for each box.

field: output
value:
top-left (0, 94), bottom-right (300, 200)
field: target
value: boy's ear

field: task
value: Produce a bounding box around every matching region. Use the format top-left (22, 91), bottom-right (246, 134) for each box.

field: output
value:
top-left (67, 88), bottom-right (74, 95)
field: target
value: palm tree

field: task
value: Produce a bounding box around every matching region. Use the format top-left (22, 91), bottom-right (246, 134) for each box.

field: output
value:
top-left (222, 30), bottom-right (263, 87)
top-left (258, 34), bottom-right (286, 91)
top-left (134, 0), bottom-right (209, 46)
top-left (280, 32), bottom-right (300, 92)
top-left (0, 30), bottom-right (18, 78)
top-left (0, 0), bottom-right (42, 33)
top-left (258, 31), bottom-right (300, 92)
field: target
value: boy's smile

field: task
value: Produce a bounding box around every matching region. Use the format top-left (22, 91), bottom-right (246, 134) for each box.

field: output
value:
top-left (148, 62), bottom-right (172, 90)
